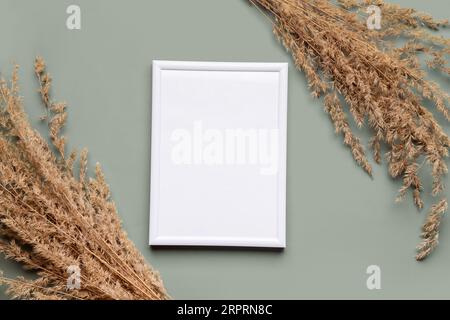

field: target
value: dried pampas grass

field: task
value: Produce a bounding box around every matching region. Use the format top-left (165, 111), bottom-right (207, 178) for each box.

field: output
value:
top-left (250, 0), bottom-right (450, 260)
top-left (0, 58), bottom-right (168, 299)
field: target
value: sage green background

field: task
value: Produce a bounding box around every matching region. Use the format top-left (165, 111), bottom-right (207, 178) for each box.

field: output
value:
top-left (1, 0), bottom-right (450, 299)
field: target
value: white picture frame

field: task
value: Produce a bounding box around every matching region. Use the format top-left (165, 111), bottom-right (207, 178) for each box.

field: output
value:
top-left (149, 60), bottom-right (287, 248)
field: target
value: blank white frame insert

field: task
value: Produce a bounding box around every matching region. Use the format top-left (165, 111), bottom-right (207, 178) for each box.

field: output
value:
top-left (150, 60), bottom-right (287, 248)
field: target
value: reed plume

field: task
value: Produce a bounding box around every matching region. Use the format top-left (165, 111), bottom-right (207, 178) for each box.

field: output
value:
top-left (250, 0), bottom-right (450, 260)
top-left (0, 58), bottom-right (168, 299)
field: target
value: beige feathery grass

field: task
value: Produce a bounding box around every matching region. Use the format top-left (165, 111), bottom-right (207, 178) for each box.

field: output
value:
top-left (250, 0), bottom-right (450, 260)
top-left (416, 199), bottom-right (448, 261)
top-left (0, 58), bottom-right (168, 299)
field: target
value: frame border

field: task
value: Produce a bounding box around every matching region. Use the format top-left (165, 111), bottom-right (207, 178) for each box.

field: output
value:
top-left (149, 60), bottom-right (288, 248)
